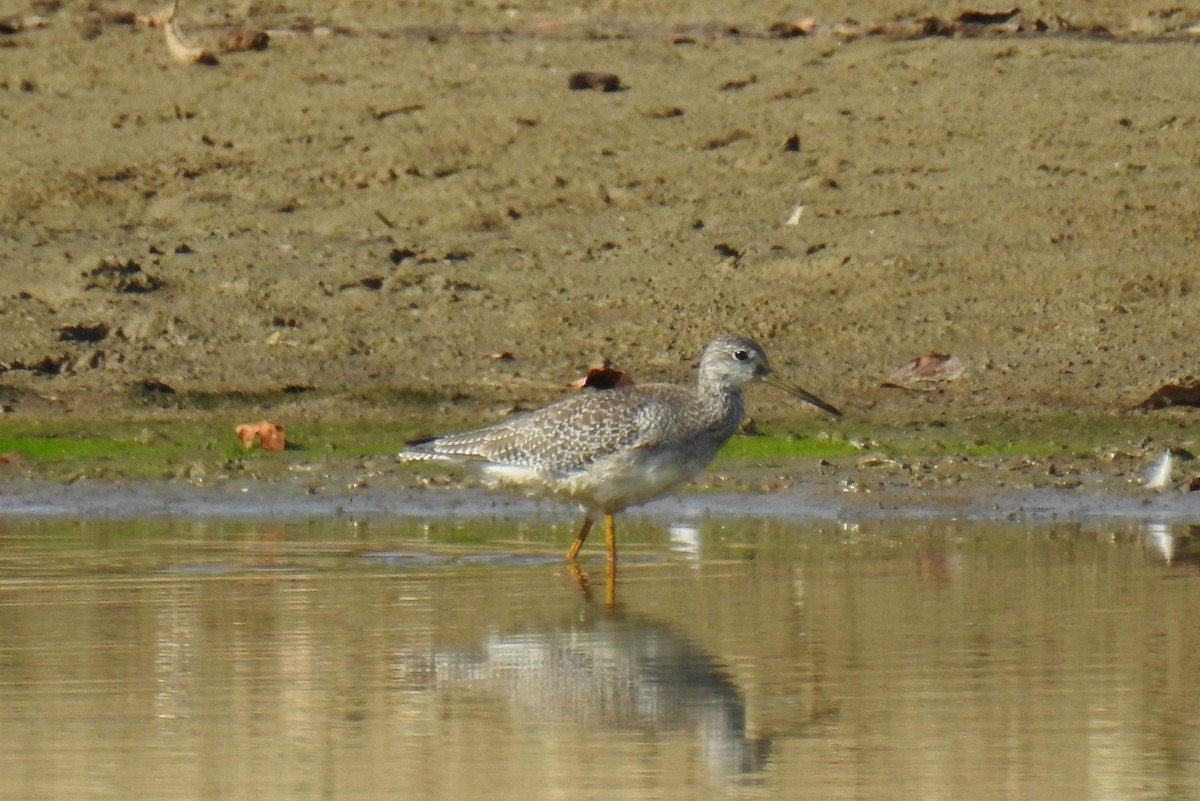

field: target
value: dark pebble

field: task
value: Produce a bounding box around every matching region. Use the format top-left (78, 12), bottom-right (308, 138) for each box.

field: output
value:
top-left (568, 71), bottom-right (623, 92)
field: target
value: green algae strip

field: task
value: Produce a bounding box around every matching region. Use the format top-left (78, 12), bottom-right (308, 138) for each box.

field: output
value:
top-left (0, 421), bottom-right (420, 481)
top-left (720, 413), bottom-right (1191, 461)
top-left (0, 413), bottom-right (1189, 482)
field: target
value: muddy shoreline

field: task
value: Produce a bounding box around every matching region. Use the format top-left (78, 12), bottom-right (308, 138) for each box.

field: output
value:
top-left (2, 3), bottom-right (1199, 519)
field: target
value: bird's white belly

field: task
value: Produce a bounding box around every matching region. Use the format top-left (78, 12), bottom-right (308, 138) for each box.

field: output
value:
top-left (477, 449), bottom-right (714, 513)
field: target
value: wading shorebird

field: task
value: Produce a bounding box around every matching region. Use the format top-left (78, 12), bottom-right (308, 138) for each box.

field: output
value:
top-left (398, 334), bottom-right (841, 561)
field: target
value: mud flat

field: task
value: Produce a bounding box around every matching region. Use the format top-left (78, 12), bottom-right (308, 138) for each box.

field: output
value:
top-left (2, 2), bottom-right (1198, 501)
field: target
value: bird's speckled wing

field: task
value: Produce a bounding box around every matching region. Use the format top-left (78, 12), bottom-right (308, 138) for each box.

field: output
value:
top-left (402, 384), bottom-right (696, 473)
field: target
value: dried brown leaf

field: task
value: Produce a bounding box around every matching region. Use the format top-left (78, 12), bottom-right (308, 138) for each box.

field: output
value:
top-left (571, 367), bottom-right (634, 390)
top-left (883, 353), bottom-right (965, 389)
top-left (1131, 381), bottom-right (1200, 411)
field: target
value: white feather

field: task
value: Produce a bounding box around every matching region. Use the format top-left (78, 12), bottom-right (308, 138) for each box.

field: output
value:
top-left (1144, 450), bottom-right (1173, 490)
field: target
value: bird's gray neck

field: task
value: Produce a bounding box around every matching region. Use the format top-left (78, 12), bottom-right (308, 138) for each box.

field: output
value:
top-left (697, 385), bottom-right (745, 437)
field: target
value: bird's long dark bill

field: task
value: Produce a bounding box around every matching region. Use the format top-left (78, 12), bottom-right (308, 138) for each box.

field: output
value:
top-left (763, 374), bottom-right (842, 417)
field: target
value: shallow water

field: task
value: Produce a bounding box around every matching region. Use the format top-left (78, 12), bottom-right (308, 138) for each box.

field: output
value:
top-left (3, 515), bottom-right (1200, 800)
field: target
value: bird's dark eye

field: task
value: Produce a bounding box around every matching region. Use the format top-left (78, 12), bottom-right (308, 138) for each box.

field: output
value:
top-left (734, 349), bottom-right (750, 361)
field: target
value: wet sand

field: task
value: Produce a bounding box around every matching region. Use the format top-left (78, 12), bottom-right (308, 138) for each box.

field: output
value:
top-left (3, 1), bottom-right (1200, 425)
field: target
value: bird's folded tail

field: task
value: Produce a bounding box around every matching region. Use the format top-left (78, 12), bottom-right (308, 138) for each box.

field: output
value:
top-left (398, 422), bottom-right (526, 464)
top-left (398, 433), bottom-right (502, 464)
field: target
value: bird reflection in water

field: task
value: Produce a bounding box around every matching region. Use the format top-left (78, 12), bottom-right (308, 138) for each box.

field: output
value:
top-left (394, 605), bottom-right (771, 781)
top-left (569, 559), bottom-right (618, 609)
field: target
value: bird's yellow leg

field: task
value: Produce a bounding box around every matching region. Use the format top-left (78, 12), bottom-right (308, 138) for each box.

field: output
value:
top-left (605, 555), bottom-right (617, 609)
top-left (603, 514), bottom-right (618, 607)
top-left (604, 513), bottom-right (616, 562)
top-left (566, 516), bottom-right (593, 560)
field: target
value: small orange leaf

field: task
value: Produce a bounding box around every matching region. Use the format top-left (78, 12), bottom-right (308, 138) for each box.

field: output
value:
top-left (235, 421), bottom-right (286, 451)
